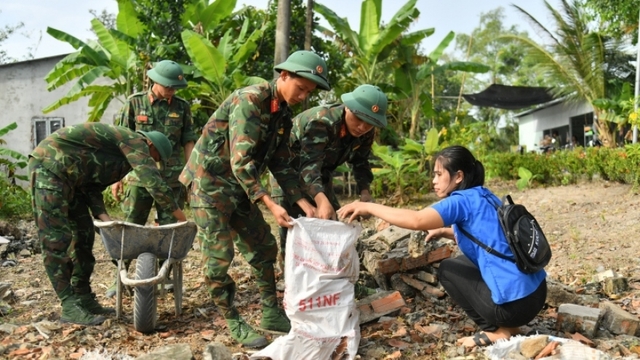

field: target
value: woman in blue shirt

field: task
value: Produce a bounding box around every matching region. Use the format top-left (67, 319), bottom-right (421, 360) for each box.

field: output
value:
top-left (337, 145), bottom-right (546, 348)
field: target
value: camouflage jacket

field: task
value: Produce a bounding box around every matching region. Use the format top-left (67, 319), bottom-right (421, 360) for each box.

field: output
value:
top-left (30, 123), bottom-right (179, 217)
top-left (180, 80), bottom-right (302, 207)
top-left (115, 89), bottom-right (198, 187)
top-left (284, 104), bottom-right (374, 198)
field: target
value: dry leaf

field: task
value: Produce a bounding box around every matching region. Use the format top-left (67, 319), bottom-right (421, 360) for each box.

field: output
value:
top-left (9, 348), bottom-right (32, 356)
top-left (201, 329), bottom-right (215, 341)
top-left (387, 339), bottom-right (410, 349)
top-left (383, 350), bottom-right (402, 359)
top-left (392, 326), bottom-right (407, 337)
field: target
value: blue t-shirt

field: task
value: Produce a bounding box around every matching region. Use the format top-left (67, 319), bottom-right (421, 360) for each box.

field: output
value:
top-left (431, 186), bottom-right (546, 304)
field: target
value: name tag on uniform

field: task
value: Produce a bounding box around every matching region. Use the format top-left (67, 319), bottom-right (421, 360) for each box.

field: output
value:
top-left (168, 112), bottom-right (180, 118)
top-left (136, 115), bottom-right (148, 122)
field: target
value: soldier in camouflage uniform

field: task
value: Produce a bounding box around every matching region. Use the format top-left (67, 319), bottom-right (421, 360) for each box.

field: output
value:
top-left (180, 50), bottom-right (330, 348)
top-left (271, 84), bottom-right (388, 262)
top-left (106, 60), bottom-right (198, 298)
top-left (29, 123), bottom-right (186, 326)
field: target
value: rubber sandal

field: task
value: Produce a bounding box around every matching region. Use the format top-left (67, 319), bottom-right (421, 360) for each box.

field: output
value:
top-left (472, 332), bottom-right (493, 347)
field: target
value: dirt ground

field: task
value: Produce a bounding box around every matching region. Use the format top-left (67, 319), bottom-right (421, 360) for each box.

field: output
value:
top-left (1, 179), bottom-right (640, 359)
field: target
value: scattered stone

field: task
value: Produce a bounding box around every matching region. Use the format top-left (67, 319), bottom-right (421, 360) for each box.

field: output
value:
top-left (203, 342), bottom-right (232, 360)
top-left (19, 249), bottom-right (31, 257)
top-left (365, 225), bottom-right (412, 247)
top-left (556, 303), bottom-right (601, 338)
top-left (520, 335), bottom-right (549, 358)
top-left (546, 281), bottom-right (581, 307)
top-left (603, 277), bottom-right (628, 296)
top-left (0, 323), bottom-right (18, 334)
top-left (599, 301), bottom-right (640, 336)
top-left (136, 344), bottom-right (193, 360)
top-left (593, 269), bottom-right (618, 282)
top-left (2, 259), bottom-right (17, 267)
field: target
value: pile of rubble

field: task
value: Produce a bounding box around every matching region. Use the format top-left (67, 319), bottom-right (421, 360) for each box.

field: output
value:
top-left (350, 222), bottom-right (640, 359)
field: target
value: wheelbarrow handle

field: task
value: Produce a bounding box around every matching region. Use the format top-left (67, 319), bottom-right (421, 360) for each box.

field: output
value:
top-left (120, 258), bottom-right (175, 287)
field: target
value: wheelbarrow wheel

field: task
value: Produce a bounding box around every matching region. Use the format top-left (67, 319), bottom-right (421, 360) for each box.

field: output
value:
top-left (134, 252), bottom-right (157, 334)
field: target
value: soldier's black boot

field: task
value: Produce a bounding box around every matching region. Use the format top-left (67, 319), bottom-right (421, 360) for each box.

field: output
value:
top-left (59, 289), bottom-right (105, 326)
top-left (213, 284), bottom-right (267, 348)
top-left (76, 292), bottom-right (115, 315)
top-left (224, 307), bottom-right (268, 348)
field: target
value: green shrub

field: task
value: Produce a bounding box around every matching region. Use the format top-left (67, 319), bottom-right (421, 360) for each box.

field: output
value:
top-left (0, 175), bottom-right (32, 220)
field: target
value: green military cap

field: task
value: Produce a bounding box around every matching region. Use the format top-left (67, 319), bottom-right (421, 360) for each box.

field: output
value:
top-left (147, 60), bottom-right (188, 89)
top-left (341, 84), bottom-right (388, 128)
top-left (274, 50), bottom-right (331, 91)
top-left (137, 130), bottom-right (172, 163)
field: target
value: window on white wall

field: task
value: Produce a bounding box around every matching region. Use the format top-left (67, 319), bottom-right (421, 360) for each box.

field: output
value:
top-left (32, 117), bottom-right (64, 148)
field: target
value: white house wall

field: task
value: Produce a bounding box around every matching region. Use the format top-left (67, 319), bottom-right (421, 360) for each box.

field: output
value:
top-left (518, 100), bottom-right (592, 153)
top-left (1, 55), bottom-right (123, 178)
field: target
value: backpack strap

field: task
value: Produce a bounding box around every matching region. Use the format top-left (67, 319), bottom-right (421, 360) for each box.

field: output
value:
top-left (458, 226), bottom-right (515, 263)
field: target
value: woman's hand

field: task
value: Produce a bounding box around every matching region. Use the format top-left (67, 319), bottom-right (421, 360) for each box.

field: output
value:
top-left (336, 201), bottom-right (371, 223)
top-left (425, 227), bottom-right (454, 241)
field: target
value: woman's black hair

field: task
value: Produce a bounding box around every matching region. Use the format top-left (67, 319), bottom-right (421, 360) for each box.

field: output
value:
top-left (433, 145), bottom-right (485, 192)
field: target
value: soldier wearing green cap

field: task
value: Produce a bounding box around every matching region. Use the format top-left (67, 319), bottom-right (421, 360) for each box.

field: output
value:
top-left (179, 50), bottom-right (330, 348)
top-left (106, 60), bottom-right (198, 298)
top-left (271, 84), bottom-right (388, 262)
top-left (29, 123), bottom-right (186, 326)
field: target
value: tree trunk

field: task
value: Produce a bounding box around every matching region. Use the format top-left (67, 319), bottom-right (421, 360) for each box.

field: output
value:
top-left (305, 0), bottom-right (313, 50)
top-left (274, 0), bottom-right (291, 78)
top-left (303, 0), bottom-right (314, 110)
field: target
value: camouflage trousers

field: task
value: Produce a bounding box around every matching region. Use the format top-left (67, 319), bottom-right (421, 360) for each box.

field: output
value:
top-left (29, 158), bottom-right (96, 301)
top-left (192, 197), bottom-right (278, 316)
top-left (121, 185), bottom-right (184, 226)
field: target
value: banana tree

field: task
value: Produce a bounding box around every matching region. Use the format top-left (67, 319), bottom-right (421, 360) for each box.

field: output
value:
top-left (43, 0), bottom-right (241, 122)
top-left (42, 0), bottom-right (147, 122)
top-left (395, 31), bottom-right (490, 139)
top-left (0, 123), bottom-right (29, 182)
top-left (181, 17), bottom-right (267, 114)
top-left (315, 0), bottom-right (434, 89)
top-left (371, 142), bottom-right (419, 204)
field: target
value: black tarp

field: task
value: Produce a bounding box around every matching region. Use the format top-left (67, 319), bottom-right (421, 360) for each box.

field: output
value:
top-left (462, 84), bottom-right (554, 110)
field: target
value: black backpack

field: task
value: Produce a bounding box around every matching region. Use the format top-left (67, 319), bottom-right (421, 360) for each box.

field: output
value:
top-left (459, 194), bottom-right (552, 274)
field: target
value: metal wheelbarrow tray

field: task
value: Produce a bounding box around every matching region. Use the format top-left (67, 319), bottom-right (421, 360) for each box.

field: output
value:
top-left (95, 220), bottom-right (197, 333)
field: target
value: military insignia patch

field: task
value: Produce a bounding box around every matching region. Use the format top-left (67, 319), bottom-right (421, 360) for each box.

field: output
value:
top-left (278, 128), bottom-right (284, 135)
top-left (136, 115), bottom-right (148, 122)
top-left (178, 75), bottom-right (183, 80)
top-left (316, 65), bottom-right (323, 74)
top-left (372, 105), bottom-right (379, 113)
top-left (168, 112), bottom-right (180, 118)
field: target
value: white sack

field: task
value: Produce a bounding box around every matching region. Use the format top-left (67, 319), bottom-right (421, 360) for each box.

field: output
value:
top-left (251, 218), bottom-right (361, 360)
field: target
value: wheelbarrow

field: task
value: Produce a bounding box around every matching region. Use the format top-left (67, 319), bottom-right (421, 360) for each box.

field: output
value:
top-left (94, 220), bottom-right (197, 333)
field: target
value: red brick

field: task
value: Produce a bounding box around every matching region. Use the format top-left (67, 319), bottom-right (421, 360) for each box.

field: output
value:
top-left (402, 253), bottom-right (429, 271)
top-left (400, 274), bottom-right (426, 291)
top-left (377, 257), bottom-right (401, 275)
top-left (371, 291), bottom-right (406, 314)
top-left (426, 246), bottom-right (453, 264)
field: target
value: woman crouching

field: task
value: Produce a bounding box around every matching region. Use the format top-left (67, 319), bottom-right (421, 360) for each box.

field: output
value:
top-left (337, 145), bottom-right (546, 348)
